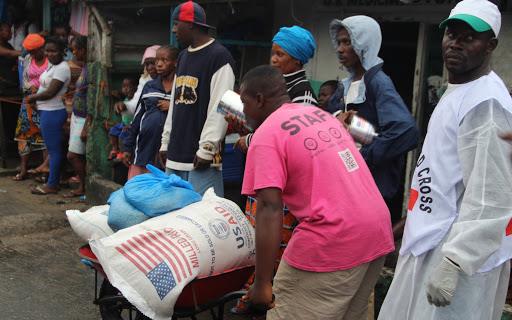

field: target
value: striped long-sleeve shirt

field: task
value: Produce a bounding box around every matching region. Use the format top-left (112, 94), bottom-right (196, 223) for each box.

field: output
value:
top-left (284, 69), bottom-right (318, 106)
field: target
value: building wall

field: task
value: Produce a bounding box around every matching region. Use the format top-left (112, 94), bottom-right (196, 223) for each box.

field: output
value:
top-left (492, 13), bottom-right (512, 88)
top-left (272, 0), bottom-right (344, 83)
top-left (273, 0), bottom-right (512, 87)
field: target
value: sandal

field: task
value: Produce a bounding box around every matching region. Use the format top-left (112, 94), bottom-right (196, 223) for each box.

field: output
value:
top-left (63, 190), bottom-right (85, 198)
top-left (68, 175), bottom-right (80, 184)
top-left (12, 173), bottom-right (27, 181)
top-left (34, 175), bottom-right (48, 183)
top-left (31, 185), bottom-right (59, 195)
top-left (27, 168), bottom-right (50, 175)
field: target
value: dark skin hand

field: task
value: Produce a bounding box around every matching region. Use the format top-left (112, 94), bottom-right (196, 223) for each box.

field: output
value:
top-left (242, 188), bottom-right (283, 310)
top-left (26, 79), bottom-right (65, 110)
top-left (501, 132), bottom-right (512, 142)
top-left (336, 110), bottom-right (357, 129)
top-left (224, 114), bottom-right (251, 136)
top-left (234, 136), bottom-right (248, 154)
top-left (80, 115), bottom-right (92, 142)
top-left (114, 101), bottom-right (127, 114)
top-left (193, 154), bottom-right (212, 170)
top-left (159, 151), bottom-right (167, 168)
top-left (157, 99), bottom-right (170, 112)
top-left (122, 151), bottom-right (132, 167)
top-left (500, 132), bottom-right (512, 161)
top-left (224, 114), bottom-right (251, 154)
top-left (0, 45), bottom-right (21, 58)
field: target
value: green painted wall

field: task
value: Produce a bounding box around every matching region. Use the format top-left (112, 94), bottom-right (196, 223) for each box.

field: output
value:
top-left (86, 62), bottom-right (119, 181)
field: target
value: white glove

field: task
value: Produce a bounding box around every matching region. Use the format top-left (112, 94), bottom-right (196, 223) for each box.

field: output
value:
top-left (426, 257), bottom-right (461, 307)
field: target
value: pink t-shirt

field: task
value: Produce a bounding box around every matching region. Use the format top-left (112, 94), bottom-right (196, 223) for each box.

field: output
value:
top-left (242, 103), bottom-right (394, 272)
top-left (28, 58), bottom-right (48, 88)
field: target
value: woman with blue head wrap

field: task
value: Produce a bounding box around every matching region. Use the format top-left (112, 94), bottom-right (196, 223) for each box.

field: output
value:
top-left (229, 25), bottom-right (319, 153)
top-left (227, 26), bottom-right (319, 155)
top-left (270, 25), bottom-right (318, 107)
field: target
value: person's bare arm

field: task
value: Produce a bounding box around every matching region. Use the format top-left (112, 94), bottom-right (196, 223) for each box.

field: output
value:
top-left (244, 188), bottom-right (283, 308)
top-left (27, 79), bottom-right (65, 103)
top-left (0, 46), bottom-right (21, 58)
top-left (500, 132), bottom-right (512, 142)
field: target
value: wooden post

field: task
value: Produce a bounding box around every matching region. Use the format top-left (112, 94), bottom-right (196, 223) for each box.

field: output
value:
top-left (402, 22), bottom-right (429, 217)
top-left (42, 0), bottom-right (52, 32)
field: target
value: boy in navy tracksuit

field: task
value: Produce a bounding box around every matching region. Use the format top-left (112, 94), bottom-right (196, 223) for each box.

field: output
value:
top-left (123, 46), bottom-right (179, 177)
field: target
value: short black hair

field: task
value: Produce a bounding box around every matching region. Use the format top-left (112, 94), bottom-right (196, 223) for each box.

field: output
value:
top-left (123, 77), bottom-right (138, 88)
top-left (321, 80), bottom-right (338, 91)
top-left (241, 65), bottom-right (287, 98)
top-left (157, 45), bottom-right (179, 60)
top-left (0, 22), bottom-right (11, 30)
top-left (45, 36), bottom-right (66, 52)
top-left (71, 35), bottom-right (87, 50)
top-left (53, 24), bottom-right (71, 33)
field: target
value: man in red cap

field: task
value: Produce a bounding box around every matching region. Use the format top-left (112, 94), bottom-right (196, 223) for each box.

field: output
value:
top-left (160, 0), bottom-right (235, 196)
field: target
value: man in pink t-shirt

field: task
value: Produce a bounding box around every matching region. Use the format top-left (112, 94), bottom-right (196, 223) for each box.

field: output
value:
top-left (240, 65), bottom-right (394, 320)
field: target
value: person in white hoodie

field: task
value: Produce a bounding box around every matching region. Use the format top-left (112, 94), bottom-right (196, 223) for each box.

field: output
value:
top-left (378, 1), bottom-right (512, 319)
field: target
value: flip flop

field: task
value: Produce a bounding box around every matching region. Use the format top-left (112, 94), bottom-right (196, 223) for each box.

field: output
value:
top-left (68, 176), bottom-right (80, 184)
top-left (27, 168), bottom-right (50, 175)
top-left (31, 185), bottom-right (58, 195)
top-left (34, 175), bottom-right (48, 183)
top-left (63, 190), bottom-right (84, 198)
top-left (12, 173), bottom-right (27, 181)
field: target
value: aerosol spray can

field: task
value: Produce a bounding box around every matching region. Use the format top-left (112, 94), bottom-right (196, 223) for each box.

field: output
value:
top-left (217, 90), bottom-right (253, 131)
top-left (348, 115), bottom-right (378, 145)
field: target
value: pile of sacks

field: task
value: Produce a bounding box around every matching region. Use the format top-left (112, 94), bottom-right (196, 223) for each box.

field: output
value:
top-left (66, 165), bottom-right (256, 320)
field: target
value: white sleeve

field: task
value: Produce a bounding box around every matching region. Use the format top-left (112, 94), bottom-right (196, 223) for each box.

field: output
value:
top-left (28, 23), bottom-right (39, 34)
top-left (125, 77), bottom-right (147, 116)
top-left (160, 74), bottom-right (177, 152)
top-left (442, 99), bottom-right (512, 275)
top-left (53, 63), bottom-right (71, 83)
top-left (196, 63), bottom-right (235, 160)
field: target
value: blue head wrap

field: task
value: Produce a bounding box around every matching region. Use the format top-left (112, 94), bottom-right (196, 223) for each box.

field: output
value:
top-left (272, 26), bottom-right (316, 65)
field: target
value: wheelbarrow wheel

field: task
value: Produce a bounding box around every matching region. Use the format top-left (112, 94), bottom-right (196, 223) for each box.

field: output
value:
top-left (98, 278), bottom-right (151, 320)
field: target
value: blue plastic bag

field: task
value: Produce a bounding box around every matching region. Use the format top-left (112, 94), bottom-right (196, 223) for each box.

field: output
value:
top-left (123, 164), bottom-right (202, 217)
top-left (107, 189), bottom-right (149, 231)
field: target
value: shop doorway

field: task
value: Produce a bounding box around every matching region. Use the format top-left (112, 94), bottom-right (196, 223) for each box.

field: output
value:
top-left (377, 21), bottom-right (419, 221)
top-left (379, 22), bottom-right (419, 110)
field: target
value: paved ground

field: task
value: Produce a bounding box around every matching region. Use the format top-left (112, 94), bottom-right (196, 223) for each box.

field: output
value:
top-left (0, 174), bottom-right (252, 320)
top-left (0, 174), bottom-right (99, 320)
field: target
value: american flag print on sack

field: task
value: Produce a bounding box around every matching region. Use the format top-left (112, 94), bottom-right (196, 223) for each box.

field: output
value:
top-left (115, 229), bottom-right (197, 300)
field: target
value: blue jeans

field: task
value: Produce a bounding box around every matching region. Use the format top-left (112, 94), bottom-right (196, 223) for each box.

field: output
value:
top-left (166, 167), bottom-right (224, 197)
top-left (39, 109), bottom-right (67, 188)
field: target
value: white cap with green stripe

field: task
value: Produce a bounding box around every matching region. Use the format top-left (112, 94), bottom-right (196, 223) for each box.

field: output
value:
top-left (440, 0), bottom-right (501, 37)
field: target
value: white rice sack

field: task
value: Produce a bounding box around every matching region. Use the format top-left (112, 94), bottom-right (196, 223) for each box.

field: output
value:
top-left (90, 189), bottom-right (255, 320)
top-left (66, 205), bottom-right (115, 241)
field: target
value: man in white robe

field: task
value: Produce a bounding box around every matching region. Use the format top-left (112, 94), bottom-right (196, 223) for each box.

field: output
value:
top-left (378, 1), bottom-right (512, 319)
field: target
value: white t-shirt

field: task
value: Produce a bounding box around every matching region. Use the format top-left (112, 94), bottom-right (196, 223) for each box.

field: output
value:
top-left (344, 80), bottom-right (362, 106)
top-left (36, 61), bottom-right (71, 111)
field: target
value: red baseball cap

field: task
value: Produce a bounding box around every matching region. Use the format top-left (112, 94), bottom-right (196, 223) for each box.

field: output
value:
top-left (172, 1), bottom-right (215, 29)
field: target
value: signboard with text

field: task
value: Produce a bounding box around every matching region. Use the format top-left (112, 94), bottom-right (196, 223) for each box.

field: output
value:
top-left (322, 0), bottom-right (458, 6)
